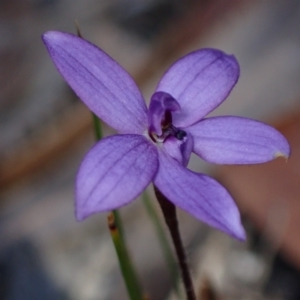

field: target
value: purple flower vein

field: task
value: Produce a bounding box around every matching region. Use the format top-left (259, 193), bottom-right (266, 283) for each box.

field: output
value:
top-left (85, 140), bottom-right (146, 205)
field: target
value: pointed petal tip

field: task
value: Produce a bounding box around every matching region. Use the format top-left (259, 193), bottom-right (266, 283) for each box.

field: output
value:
top-left (217, 207), bottom-right (246, 241)
top-left (272, 133), bottom-right (290, 161)
top-left (42, 31), bottom-right (77, 44)
top-left (75, 191), bottom-right (90, 222)
top-left (230, 223), bottom-right (247, 241)
top-left (274, 151), bottom-right (289, 161)
top-left (41, 31), bottom-right (53, 47)
top-left (75, 209), bottom-right (85, 222)
top-left (274, 139), bottom-right (290, 161)
top-left (42, 30), bottom-right (62, 43)
top-left (42, 30), bottom-right (52, 38)
top-left (75, 205), bottom-right (94, 222)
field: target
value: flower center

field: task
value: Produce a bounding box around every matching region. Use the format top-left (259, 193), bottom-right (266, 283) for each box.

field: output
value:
top-left (147, 91), bottom-right (192, 166)
top-left (149, 110), bottom-right (186, 143)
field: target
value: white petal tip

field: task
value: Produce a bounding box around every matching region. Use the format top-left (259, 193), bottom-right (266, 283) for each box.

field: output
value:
top-left (274, 151), bottom-right (290, 161)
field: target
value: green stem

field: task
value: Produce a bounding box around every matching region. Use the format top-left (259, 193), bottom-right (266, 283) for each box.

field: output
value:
top-left (142, 192), bottom-right (181, 296)
top-left (112, 208), bottom-right (124, 238)
top-left (92, 113), bottom-right (143, 300)
top-left (92, 113), bottom-right (103, 140)
top-left (108, 212), bottom-right (143, 300)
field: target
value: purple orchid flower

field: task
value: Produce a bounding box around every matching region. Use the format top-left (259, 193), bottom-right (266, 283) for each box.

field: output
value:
top-left (42, 31), bottom-right (290, 240)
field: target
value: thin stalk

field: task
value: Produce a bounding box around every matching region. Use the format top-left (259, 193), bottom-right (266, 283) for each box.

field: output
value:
top-left (154, 187), bottom-right (196, 300)
top-left (111, 207), bottom-right (124, 238)
top-left (92, 113), bottom-right (143, 300)
top-left (108, 212), bottom-right (143, 300)
top-left (142, 192), bottom-right (181, 296)
top-left (92, 113), bottom-right (103, 140)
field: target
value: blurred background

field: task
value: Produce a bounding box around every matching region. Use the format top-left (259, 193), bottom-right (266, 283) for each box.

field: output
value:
top-left (1, 0), bottom-right (300, 299)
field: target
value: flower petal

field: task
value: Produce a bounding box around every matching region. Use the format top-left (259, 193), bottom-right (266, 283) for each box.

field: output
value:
top-left (163, 132), bottom-right (193, 167)
top-left (76, 134), bottom-right (158, 220)
top-left (42, 31), bottom-right (148, 134)
top-left (156, 49), bottom-right (239, 127)
top-left (148, 91), bottom-right (181, 136)
top-left (188, 116), bottom-right (290, 164)
top-left (154, 150), bottom-right (245, 240)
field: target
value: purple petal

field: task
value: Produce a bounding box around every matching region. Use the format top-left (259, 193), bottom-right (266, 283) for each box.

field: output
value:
top-left (188, 116), bottom-right (290, 164)
top-left (76, 134), bottom-right (158, 220)
top-left (156, 49), bottom-right (239, 127)
top-left (163, 132), bottom-right (193, 167)
top-left (148, 91), bottom-right (181, 136)
top-left (154, 150), bottom-right (245, 240)
top-left (42, 31), bottom-right (148, 134)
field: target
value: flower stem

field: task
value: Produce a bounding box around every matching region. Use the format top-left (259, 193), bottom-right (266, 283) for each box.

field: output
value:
top-left (92, 113), bottom-right (103, 140)
top-left (107, 212), bottom-right (143, 300)
top-left (154, 186), bottom-right (196, 300)
top-left (92, 113), bottom-right (143, 300)
top-left (142, 191), bottom-right (181, 296)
